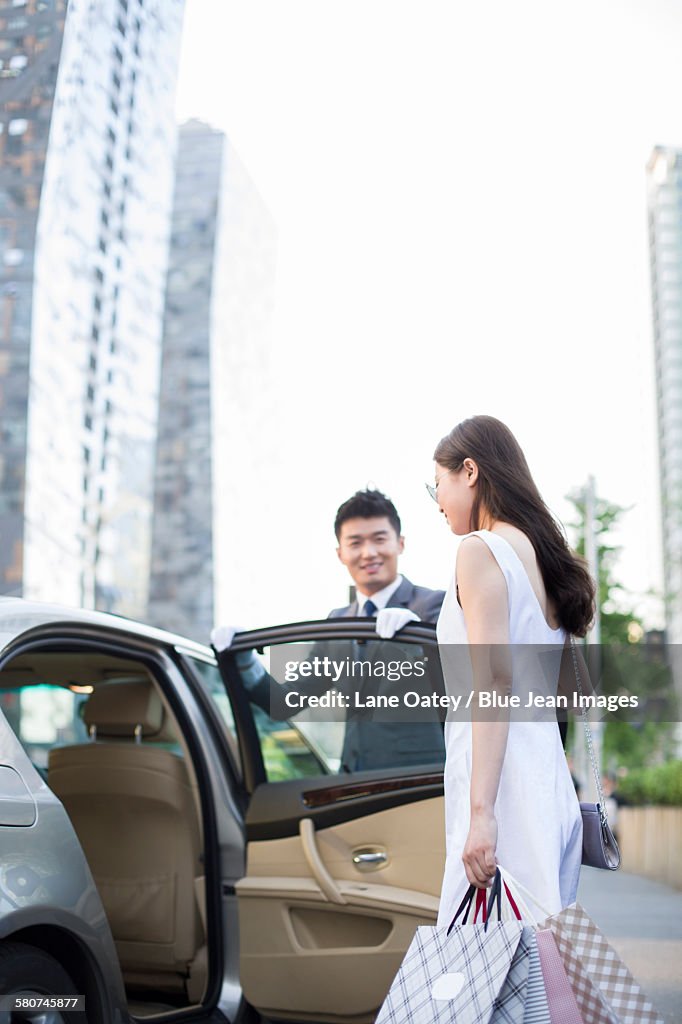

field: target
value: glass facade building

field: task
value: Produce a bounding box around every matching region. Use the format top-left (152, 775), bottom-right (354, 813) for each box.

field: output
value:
top-left (647, 147), bottom-right (682, 687)
top-left (0, 0), bottom-right (184, 617)
top-left (147, 120), bottom-right (223, 640)
top-left (147, 120), bottom-right (277, 641)
top-left (0, 0), bottom-right (69, 598)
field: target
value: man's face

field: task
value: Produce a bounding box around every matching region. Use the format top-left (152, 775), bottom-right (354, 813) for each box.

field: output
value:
top-left (336, 516), bottom-right (404, 596)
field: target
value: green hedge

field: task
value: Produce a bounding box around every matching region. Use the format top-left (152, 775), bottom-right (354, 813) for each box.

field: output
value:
top-left (617, 760), bottom-right (682, 806)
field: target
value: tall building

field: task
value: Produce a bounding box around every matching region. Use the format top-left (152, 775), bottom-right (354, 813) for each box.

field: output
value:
top-left (147, 120), bottom-right (277, 642)
top-left (0, 0), bottom-right (69, 600)
top-left (646, 147), bottom-right (682, 694)
top-left (0, 0), bottom-right (184, 618)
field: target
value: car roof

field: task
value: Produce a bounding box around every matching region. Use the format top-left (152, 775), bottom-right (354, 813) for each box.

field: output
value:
top-left (0, 597), bottom-right (214, 660)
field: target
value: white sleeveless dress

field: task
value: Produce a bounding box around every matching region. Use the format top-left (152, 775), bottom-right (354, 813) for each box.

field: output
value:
top-left (436, 529), bottom-right (582, 926)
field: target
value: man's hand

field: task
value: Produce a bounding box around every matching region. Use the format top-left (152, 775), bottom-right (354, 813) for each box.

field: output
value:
top-left (211, 625), bottom-right (266, 687)
top-left (210, 624), bottom-right (242, 652)
top-left (375, 607), bottom-right (420, 638)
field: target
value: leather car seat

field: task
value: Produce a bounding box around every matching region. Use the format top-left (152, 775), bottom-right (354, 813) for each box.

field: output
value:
top-left (48, 679), bottom-right (204, 995)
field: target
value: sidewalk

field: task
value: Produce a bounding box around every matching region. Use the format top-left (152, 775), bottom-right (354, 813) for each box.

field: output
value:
top-left (577, 867), bottom-right (682, 1023)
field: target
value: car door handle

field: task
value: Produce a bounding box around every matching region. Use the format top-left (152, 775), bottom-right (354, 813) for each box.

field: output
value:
top-left (299, 818), bottom-right (346, 905)
top-left (352, 847), bottom-right (388, 871)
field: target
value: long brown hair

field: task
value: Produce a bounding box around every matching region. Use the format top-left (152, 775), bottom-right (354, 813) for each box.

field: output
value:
top-left (434, 415), bottom-right (595, 637)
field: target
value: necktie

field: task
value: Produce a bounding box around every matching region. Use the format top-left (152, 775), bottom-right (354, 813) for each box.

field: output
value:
top-left (356, 598), bottom-right (377, 657)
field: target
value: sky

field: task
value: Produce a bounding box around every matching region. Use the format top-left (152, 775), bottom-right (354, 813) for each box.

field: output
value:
top-left (175, 0), bottom-right (682, 630)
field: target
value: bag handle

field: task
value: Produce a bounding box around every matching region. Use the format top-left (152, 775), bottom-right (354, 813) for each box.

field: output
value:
top-left (447, 883), bottom-right (478, 932)
top-left (484, 868), bottom-right (502, 929)
top-left (496, 865), bottom-right (553, 924)
top-left (447, 880), bottom-right (498, 935)
top-left (446, 868), bottom-right (522, 934)
top-left (569, 636), bottom-right (609, 825)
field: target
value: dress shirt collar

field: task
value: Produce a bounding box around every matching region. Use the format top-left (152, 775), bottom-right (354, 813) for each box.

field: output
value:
top-left (356, 575), bottom-right (403, 612)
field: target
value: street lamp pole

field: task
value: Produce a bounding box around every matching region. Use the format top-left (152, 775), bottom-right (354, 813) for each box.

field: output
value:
top-left (583, 474), bottom-right (604, 798)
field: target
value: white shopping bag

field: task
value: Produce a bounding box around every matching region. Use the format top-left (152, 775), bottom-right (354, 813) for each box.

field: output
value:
top-left (376, 874), bottom-right (525, 1024)
top-left (375, 919), bottom-right (526, 1024)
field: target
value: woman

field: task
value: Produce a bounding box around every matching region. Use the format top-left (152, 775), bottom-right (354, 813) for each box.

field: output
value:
top-left (431, 415), bottom-right (595, 923)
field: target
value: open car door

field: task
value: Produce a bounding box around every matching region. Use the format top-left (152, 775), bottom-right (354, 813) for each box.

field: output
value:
top-left (217, 618), bottom-right (447, 1024)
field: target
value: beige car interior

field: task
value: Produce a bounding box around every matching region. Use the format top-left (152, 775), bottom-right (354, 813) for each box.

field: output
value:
top-left (1, 652), bottom-right (207, 1013)
top-left (237, 793), bottom-right (445, 1024)
top-left (2, 647), bottom-right (446, 1022)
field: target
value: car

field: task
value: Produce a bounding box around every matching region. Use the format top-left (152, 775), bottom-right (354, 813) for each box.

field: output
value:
top-left (0, 597), bottom-right (446, 1024)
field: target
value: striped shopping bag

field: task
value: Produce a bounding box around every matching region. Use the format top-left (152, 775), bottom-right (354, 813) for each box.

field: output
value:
top-left (490, 927), bottom-right (551, 1024)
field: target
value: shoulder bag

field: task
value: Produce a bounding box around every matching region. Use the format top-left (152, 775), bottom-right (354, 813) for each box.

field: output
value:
top-left (569, 636), bottom-right (621, 870)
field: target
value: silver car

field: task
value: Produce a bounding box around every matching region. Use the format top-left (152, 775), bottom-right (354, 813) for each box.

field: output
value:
top-left (0, 598), bottom-right (446, 1024)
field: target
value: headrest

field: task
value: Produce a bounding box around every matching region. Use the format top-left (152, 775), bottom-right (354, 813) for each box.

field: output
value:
top-left (83, 680), bottom-right (176, 741)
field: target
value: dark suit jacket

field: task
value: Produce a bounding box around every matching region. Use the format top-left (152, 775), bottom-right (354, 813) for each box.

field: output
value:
top-left (247, 576), bottom-right (446, 773)
top-left (329, 575), bottom-right (445, 623)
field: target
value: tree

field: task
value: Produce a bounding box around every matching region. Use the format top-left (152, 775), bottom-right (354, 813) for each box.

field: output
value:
top-left (565, 491), bottom-right (676, 772)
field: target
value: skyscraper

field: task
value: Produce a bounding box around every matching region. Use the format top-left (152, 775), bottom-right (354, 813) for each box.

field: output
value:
top-left (0, 0), bottom-right (184, 618)
top-left (647, 146), bottom-right (682, 684)
top-left (0, 0), bottom-right (69, 600)
top-left (147, 120), bottom-right (277, 642)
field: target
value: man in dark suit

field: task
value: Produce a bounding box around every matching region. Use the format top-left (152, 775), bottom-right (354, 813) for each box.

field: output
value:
top-left (213, 489), bottom-right (446, 771)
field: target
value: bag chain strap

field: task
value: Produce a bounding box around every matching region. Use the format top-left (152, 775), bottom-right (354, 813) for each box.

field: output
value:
top-left (569, 635), bottom-right (608, 827)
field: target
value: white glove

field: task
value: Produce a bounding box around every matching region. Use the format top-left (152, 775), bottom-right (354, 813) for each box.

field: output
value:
top-left (210, 624), bottom-right (266, 687)
top-left (375, 607), bottom-right (420, 638)
top-left (210, 624), bottom-right (242, 652)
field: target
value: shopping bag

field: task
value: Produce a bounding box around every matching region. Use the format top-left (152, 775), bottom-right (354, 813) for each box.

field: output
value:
top-left (482, 869), bottom-right (575, 1024)
top-left (548, 922), bottom-right (619, 1024)
top-left (375, 920), bottom-right (525, 1024)
top-left (535, 928), bottom-right (584, 1024)
top-left (375, 877), bottom-right (525, 1024)
top-left (522, 929), bottom-right (552, 1024)
top-left (490, 926), bottom-right (551, 1024)
top-left (546, 904), bottom-right (665, 1024)
top-left (498, 870), bottom-right (665, 1024)
top-left (489, 925), bottom-right (532, 1023)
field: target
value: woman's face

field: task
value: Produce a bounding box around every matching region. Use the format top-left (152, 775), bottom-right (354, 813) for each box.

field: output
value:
top-left (433, 460), bottom-right (477, 535)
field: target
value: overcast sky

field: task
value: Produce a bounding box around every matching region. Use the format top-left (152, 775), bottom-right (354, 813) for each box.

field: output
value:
top-left (175, 0), bottom-right (682, 629)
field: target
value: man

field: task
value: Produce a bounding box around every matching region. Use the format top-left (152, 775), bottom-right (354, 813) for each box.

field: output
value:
top-left (212, 489), bottom-right (446, 772)
top-left (330, 488), bottom-right (445, 626)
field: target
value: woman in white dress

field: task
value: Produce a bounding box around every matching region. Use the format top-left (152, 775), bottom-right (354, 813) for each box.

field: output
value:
top-left (431, 415), bottom-right (595, 924)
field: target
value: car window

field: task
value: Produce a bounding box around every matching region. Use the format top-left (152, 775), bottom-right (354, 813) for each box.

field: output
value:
top-left (189, 650), bottom-right (329, 780)
top-left (0, 677), bottom-right (187, 769)
top-left (232, 634), bottom-right (446, 781)
top-left (0, 649), bottom-right (191, 776)
top-left (251, 704), bottom-right (330, 780)
top-left (185, 655), bottom-right (242, 769)
top-left (0, 684), bottom-right (88, 772)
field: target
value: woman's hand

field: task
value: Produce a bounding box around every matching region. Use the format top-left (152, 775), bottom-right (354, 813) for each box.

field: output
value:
top-left (462, 808), bottom-right (498, 887)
